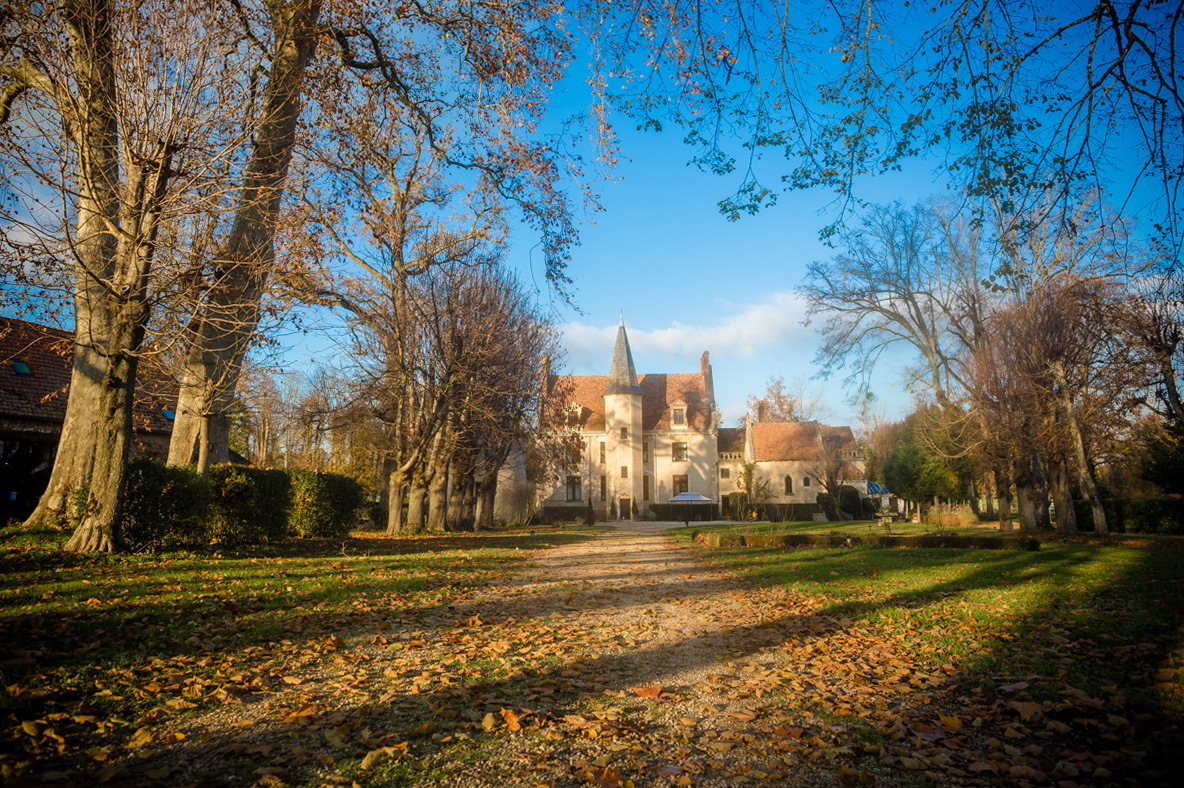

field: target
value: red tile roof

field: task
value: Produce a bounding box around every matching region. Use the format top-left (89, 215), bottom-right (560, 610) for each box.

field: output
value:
top-left (717, 427), bottom-right (745, 453)
top-left (750, 421), bottom-right (822, 462)
top-left (0, 316), bottom-right (176, 434)
top-left (547, 371), bottom-right (713, 432)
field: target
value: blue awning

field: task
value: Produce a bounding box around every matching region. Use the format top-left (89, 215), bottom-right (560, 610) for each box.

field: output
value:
top-left (867, 481), bottom-right (891, 495)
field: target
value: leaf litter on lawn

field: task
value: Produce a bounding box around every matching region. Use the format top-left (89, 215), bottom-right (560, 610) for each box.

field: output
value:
top-left (3, 527), bottom-right (1180, 786)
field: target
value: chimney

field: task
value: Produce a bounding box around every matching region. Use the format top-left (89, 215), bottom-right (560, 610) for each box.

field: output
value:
top-left (700, 350), bottom-right (715, 419)
top-left (757, 401), bottom-right (767, 423)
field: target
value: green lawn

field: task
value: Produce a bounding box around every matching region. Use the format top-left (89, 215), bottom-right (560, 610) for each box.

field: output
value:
top-left (673, 524), bottom-right (1184, 719)
top-left (684, 518), bottom-right (991, 537)
top-left (0, 524), bottom-right (609, 782)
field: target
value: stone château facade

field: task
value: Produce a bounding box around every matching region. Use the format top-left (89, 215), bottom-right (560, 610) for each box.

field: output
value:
top-left (537, 319), bottom-right (866, 520)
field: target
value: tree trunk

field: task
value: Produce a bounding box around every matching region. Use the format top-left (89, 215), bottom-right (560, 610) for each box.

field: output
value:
top-left (994, 463), bottom-right (1013, 532)
top-left (446, 464), bottom-right (466, 531)
top-left (966, 475), bottom-right (981, 517)
top-left (1013, 456), bottom-right (1039, 534)
top-left (1048, 457), bottom-right (1078, 537)
top-left (426, 465), bottom-right (448, 533)
top-left (1053, 361), bottom-right (1107, 535)
top-left (1032, 454), bottom-right (1052, 532)
top-left (1014, 452), bottom-right (1051, 534)
top-left (169, 0), bottom-right (322, 468)
top-left (28, 2), bottom-right (174, 553)
top-left (405, 483), bottom-right (426, 533)
top-left (476, 470), bottom-right (498, 529)
top-left (385, 472), bottom-right (405, 534)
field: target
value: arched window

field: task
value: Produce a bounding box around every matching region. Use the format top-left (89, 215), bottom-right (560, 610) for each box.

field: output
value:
top-left (784, 475), bottom-right (793, 495)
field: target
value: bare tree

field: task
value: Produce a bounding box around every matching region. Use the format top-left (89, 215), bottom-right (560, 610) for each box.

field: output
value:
top-left (746, 376), bottom-right (824, 423)
top-left (166, 0), bottom-right (589, 469)
top-left (1, 0), bottom-right (249, 550)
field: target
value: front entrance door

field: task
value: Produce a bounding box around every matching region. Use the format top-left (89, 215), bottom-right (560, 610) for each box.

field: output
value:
top-left (619, 497), bottom-right (631, 520)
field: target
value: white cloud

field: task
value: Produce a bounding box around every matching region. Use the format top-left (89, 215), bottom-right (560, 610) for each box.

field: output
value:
top-left (558, 291), bottom-right (816, 375)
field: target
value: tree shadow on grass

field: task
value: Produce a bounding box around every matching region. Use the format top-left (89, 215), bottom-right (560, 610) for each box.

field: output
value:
top-left (4, 530), bottom-right (1182, 785)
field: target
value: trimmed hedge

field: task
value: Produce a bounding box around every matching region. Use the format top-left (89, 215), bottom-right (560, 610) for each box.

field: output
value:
top-left (286, 469), bottom-right (363, 539)
top-left (693, 530), bottom-right (1039, 551)
top-left (122, 457), bottom-right (212, 550)
top-left (1074, 498), bottom-right (1184, 535)
top-left (207, 464), bottom-right (291, 545)
top-left (536, 504), bottom-right (596, 525)
top-left (649, 502), bottom-right (719, 522)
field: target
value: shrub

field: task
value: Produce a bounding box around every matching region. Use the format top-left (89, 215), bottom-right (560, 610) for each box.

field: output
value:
top-left (693, 530), bottom-right (1039, 551)
top-left (924, 503), bottom-right (968, 530)
top-left (286, 470), bottom-right (363, 539)
top-left (816, 493), bottom-right (836, 520)
top-left (121, 458), bottom-right (211, 550)
top-left (207, 464), bottom-right (290, 545)
top-left (838, 485), bottom-right (862, 518)
top-left (1074, 498), bottom-right (1184, 535)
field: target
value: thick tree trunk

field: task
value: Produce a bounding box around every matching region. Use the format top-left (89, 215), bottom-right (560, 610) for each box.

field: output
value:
top-left (475, 470), bottom-right (498, 529)
top-left (169, 0), bottom-right (322, 468)
top-left (994, 463), bottom-right (1013, 532)
top-left (1014, 453), bottom-right (1051, 534)
top-left (1014, 457), bottom-right (1039, 534)
top-left (405, 483), bottom-right (426, 533)
top-left (446, 466), bottom-right (466, 531)
top-left (966, 475), bottom-right (981, 517)
top-left (426, 466), bottom-right (448, 532)
top-left (1053, 362), bottom-right (1107, 535)
top-left (29, 1), bottom-right (173, 553)
top-left (385, 472), bottom-right (405, 534)
top-left (1048, 457), bottom-right (1078, 537)
top-left (64, 340), bottom-right (138, 552)
top-left (1033, 455), bottom-right (1052, 532)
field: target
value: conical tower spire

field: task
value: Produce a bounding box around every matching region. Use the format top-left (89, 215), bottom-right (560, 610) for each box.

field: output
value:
top-left (605, 316), bottom-right (642, 395)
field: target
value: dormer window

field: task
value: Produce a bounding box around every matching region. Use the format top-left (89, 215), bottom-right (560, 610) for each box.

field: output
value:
top-left (11, 360), bottom-right (32, 376)
top-left (672, 407), bottom-right (685, 425)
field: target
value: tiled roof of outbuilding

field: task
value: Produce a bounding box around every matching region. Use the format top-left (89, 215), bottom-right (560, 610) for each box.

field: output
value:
top-left (750, 421), bottom-right (822, 462)
top-left (0, 316), bottom-right (176, 434)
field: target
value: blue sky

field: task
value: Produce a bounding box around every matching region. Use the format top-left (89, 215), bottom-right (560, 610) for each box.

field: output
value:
top-left (507, 118), bottom-right (943, 429)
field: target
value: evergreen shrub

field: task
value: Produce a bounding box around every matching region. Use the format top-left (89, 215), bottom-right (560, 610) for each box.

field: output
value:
top-left (207, 464), bottom-right (290, 545)
top-left (285, 470), bottom-right (361, 539)
top-left (694, 531), bottom-right (1039, 550)
top-left (1074, 498), bottom-right (1184, 535)
top-left (122, 457), bottom-right (211, 550)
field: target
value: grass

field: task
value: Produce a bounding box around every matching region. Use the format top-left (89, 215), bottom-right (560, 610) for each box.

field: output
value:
top-left (0, 524), bottom-right (609, 782)
top-left (6, 519), bottom-right (1184, 784)
top-left (685, 518), bottom-right (1006, 538)
top-left (673, 524), bottom-right (1184, 719)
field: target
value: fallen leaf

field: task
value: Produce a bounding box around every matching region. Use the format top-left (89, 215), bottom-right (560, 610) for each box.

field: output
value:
top-left (1007, 700), bottom-right (1044, 721)
top-left (591, 767), bottom-right (622, 787)
top-left (500, 708), bottom-right (521, 732)
top-left (633, 684), bottom-right (662, 699)
top-left (360, 744), bottom-right (407, 770)
top-left (938, 714), bottom-right (963, 733)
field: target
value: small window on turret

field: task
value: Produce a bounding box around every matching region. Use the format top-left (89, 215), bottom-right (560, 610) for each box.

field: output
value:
top-left (620, 427), bottom-right (628, 440)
